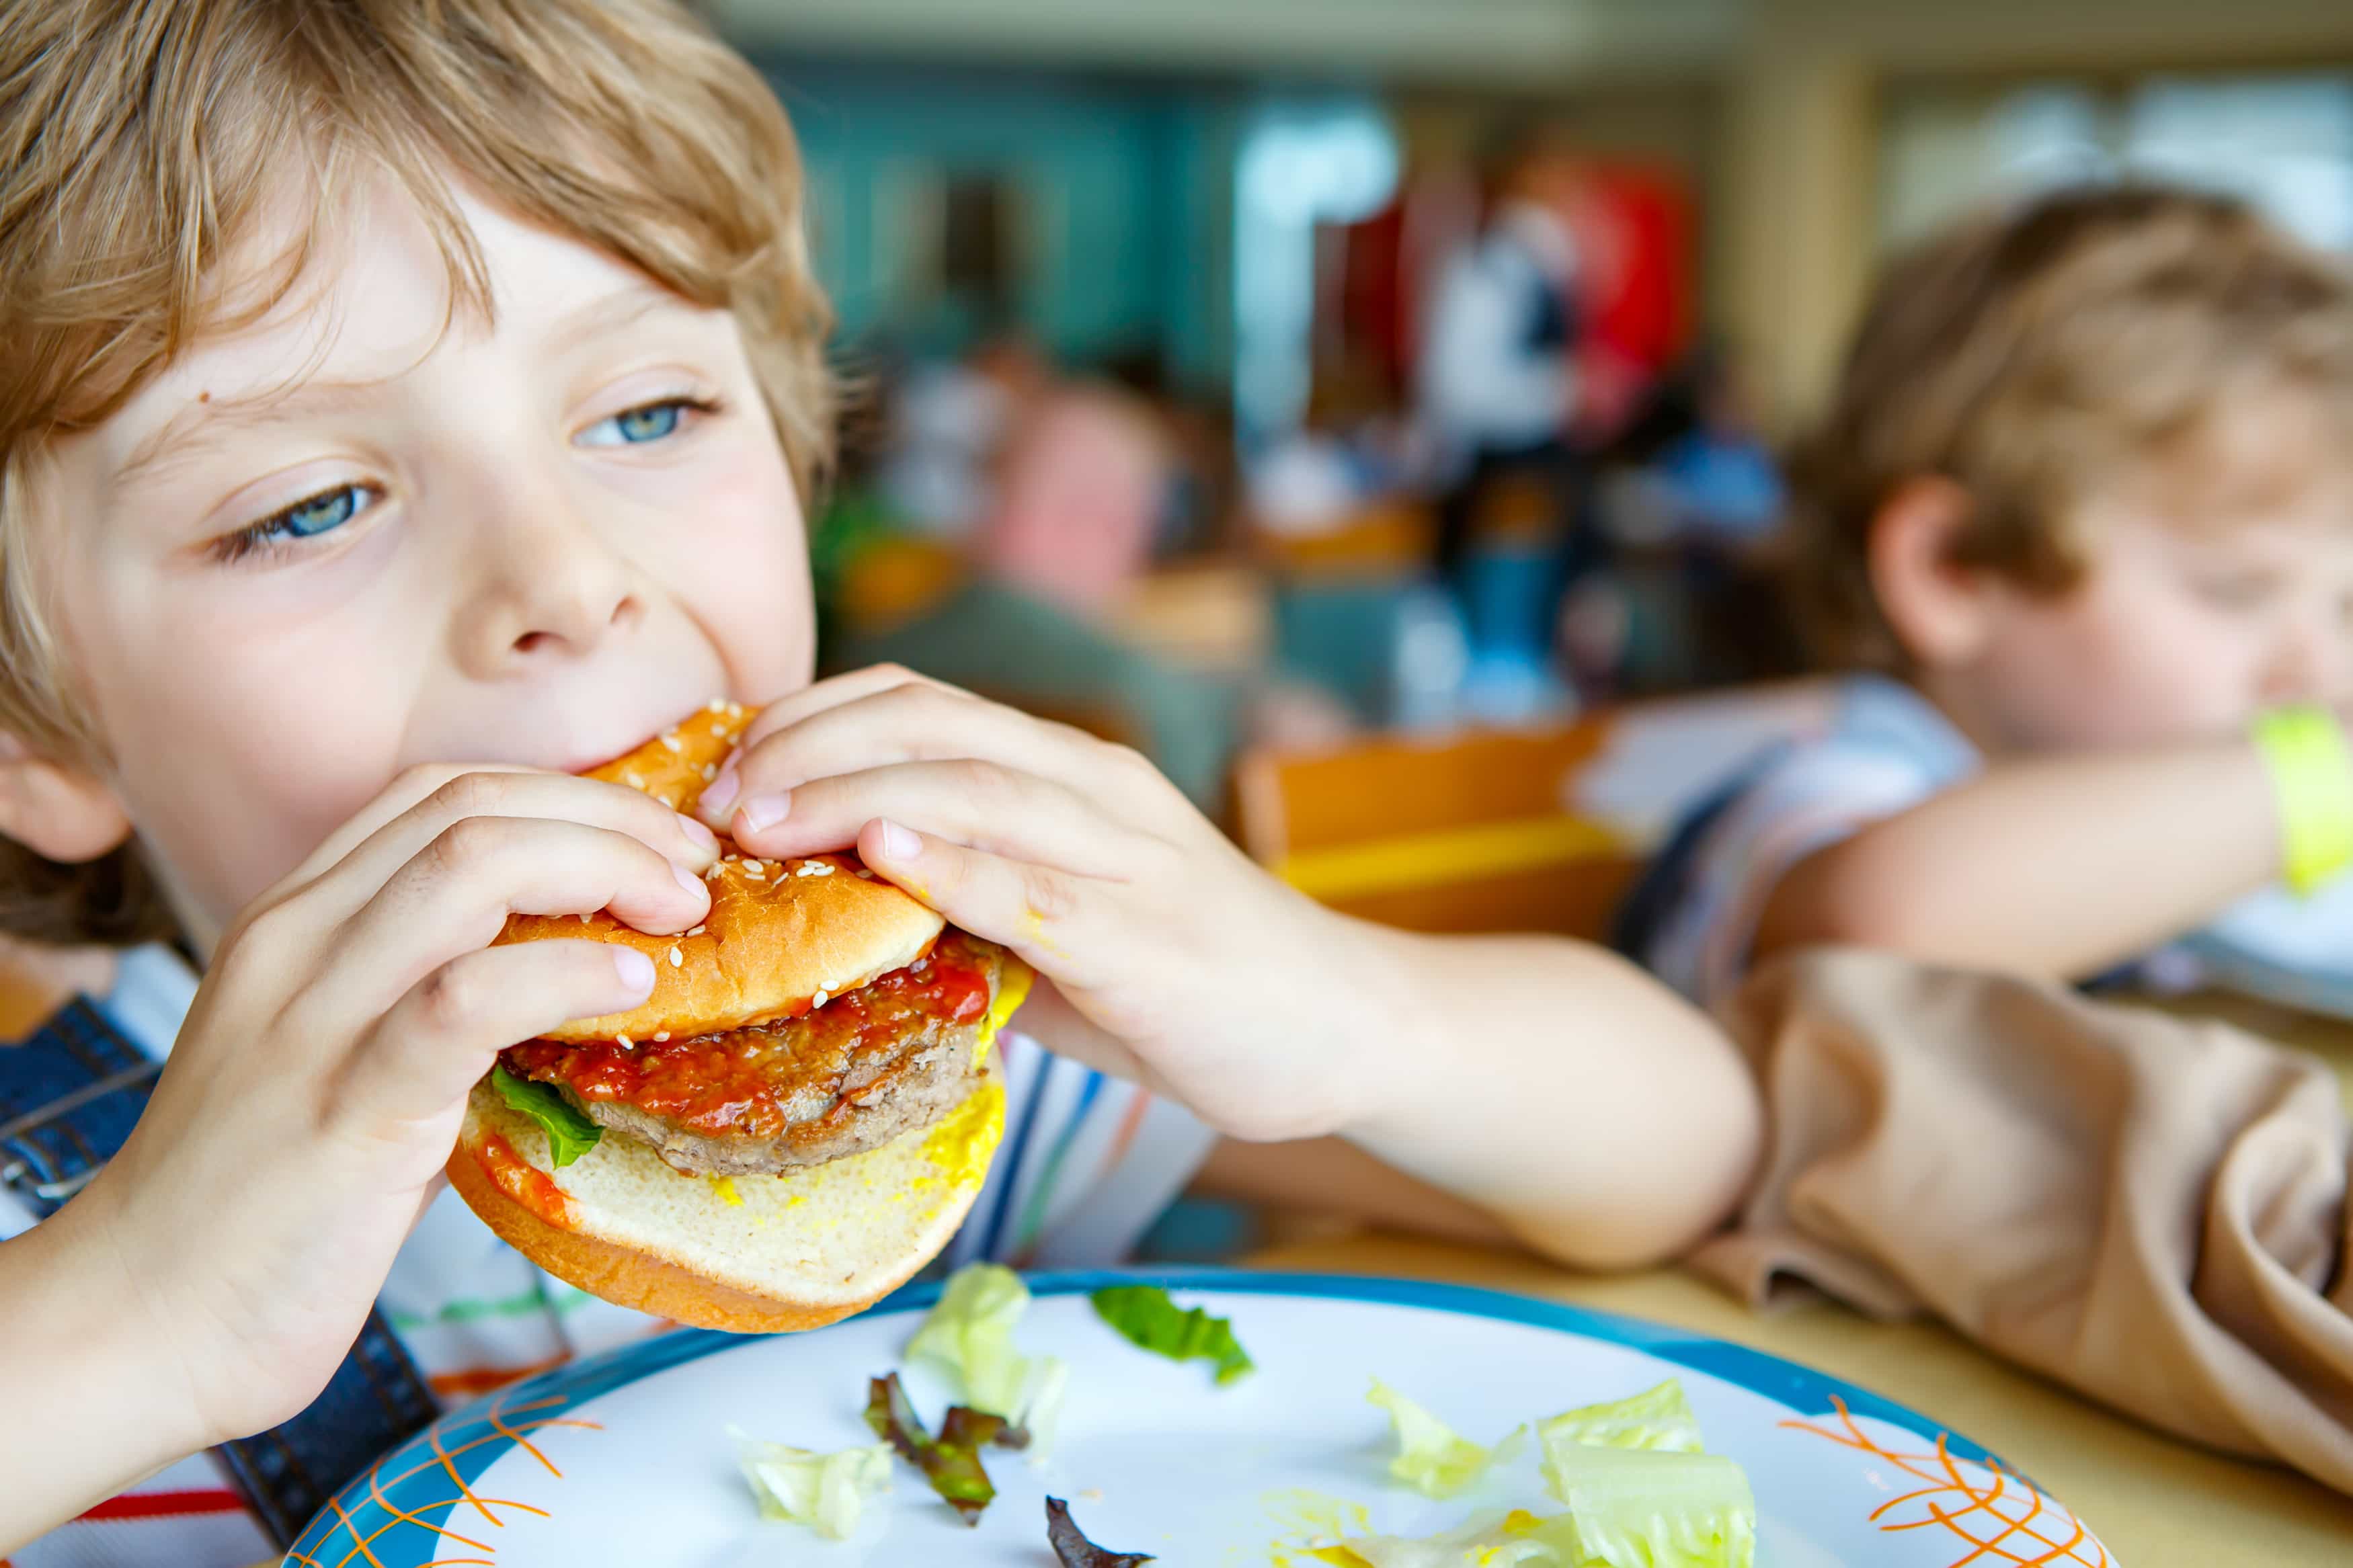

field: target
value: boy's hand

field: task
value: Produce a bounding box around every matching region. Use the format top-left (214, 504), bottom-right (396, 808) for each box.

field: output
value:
top-left (66, 768), bottom-right (719, 1454)
top-left (703, 667), bottom-right (1386, 1143)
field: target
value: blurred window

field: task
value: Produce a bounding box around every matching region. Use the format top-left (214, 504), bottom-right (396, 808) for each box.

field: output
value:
top-left (1880, 71), bottom-right (2353, 253)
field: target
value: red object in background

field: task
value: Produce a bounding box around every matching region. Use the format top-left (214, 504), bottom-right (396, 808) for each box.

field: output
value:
top-left (1334, 198), bottom-right (1410, 401)
top-left (1572, 161), bottom-right (1693, 381)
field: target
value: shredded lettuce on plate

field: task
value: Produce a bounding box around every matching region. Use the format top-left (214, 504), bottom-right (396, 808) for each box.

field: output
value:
top-left (729, 1428), bottom-right (892, 1540)
top-left (1537, 1379), bottom-right (1704, 1458)
top-left (489, 1065), bottom-right (600, 1167)
top-left (1367, 1378), bottom-right (1526, 1498)
top-left (905, 1264), bottom-right (1070, 1454)
top-left (1542, 1441), bottom-right (1756, 1568)
top-left (1312, 1508), bottom-right (1583, 1567)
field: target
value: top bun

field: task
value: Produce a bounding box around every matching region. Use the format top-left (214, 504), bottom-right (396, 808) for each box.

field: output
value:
top-left (495, 702), bottom-right (946, 1042)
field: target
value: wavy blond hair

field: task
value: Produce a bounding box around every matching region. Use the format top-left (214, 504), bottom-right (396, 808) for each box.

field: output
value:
top-left (1790, 185), bottom-right (2353, 671)
top-left (0, 0), bottom-right (834, 944)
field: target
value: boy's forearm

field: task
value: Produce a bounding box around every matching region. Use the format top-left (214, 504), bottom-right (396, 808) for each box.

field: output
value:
top-left (0, 1194), bottom-right (210, 1551)
top-left (1338, 924), bottom-right (1761, 1271)
top-left (1756, 739), bottom-right (2277, 981)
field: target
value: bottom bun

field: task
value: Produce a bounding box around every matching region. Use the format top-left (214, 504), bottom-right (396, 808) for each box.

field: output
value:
top-left (448, 1060), bottom-right (1004, 1333)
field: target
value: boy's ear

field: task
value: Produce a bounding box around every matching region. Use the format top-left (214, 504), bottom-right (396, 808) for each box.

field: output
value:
top-left (1867, 475), bottom-right (1995, 669)
top-left (0, 734), bottom-right (133, 863)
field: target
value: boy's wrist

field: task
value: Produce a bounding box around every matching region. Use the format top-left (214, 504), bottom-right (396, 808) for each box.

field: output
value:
top-left (0, 1188), bottom-right (218, 1528)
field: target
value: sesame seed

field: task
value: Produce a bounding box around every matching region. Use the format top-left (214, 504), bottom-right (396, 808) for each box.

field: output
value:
top-left (623, 770), bottom-right (643, 788)
top-left (616, 1033), bottom-right (633, 1048)
top-left (653, 1031), bottom-right (670, 1042)
top-left (856, 869), bottom-right (874, 879)
top-left (687, 924), bottom-right (705, 936)
top-left (705, 863), bottom-right (722, 880)
top-left (660, 733), bottom-right (683, 753)
top-left (811, 990), bottom-right (829, 1007)
top-left (726, 702), bottom-right (745, 718)
top-left (577, 911), bottom-right (592, 923)
top-left (668, 946), bottom-right (683, 967)
top-left (707, 696), bottom-right (726, 713)
top-left (701, 764), bottom-right (717, 782)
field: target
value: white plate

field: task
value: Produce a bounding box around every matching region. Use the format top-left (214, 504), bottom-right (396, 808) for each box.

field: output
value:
top-left (286, 1270), bottom-right (2115, 1566)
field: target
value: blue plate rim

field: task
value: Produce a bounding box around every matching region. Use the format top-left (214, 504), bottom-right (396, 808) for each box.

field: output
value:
top-left (287, 1264), bottom-right (2006, 1560)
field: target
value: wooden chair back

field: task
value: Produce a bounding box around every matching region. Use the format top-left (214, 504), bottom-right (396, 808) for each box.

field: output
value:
top-left (1232, 684), bottom-right (1833, 939)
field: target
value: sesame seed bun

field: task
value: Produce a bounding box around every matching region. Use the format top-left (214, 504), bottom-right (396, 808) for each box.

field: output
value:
top-left (448, 1060), bottom-right (1004, 1333)
top-left (495, 704), bottom-right (947, 1045)
top-left (449, 700), bottom-right (1018, 1333)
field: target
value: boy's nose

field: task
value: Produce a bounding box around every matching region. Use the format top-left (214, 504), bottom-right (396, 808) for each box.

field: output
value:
top-left (457, 492), bottom-right (642, 673)
top-left (2264, 612), bottom-right (2348, 706)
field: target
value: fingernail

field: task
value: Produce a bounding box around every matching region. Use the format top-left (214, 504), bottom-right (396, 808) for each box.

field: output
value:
top-left (676, 814), bottom-right (718, 853)
top-left (875, 819), bottom-right (921, 860)
top-left (737, 793), bottom-right (789, 834)
top-left (700, 766), bottom-right (740, 818)
top-left (672, 861), bottom-right (707, 896)
top-left (613, 948), bottom-right (656, 993)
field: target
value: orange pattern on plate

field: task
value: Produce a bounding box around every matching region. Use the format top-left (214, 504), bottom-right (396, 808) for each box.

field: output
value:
top-left (1783, 1395), bottom-right (2111, 1567)
top-left (282, 1385), bottom-right (601, 1568)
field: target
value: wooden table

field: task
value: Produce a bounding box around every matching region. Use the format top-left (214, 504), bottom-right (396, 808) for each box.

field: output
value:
top-left (1244, 990), bottom-right (2353, 1567)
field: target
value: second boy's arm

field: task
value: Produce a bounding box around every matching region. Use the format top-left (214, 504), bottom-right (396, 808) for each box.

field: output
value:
top-left (1754, 739), bottom-right (2280, 981)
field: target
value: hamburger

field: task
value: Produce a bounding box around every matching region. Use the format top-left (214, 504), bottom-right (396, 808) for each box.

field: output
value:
top-left (447, 700), bottom-right (1028, 1333)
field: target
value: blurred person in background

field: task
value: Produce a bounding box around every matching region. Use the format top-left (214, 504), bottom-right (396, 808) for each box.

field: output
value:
top-left (1418, 133), bottom-right (1609, 718)
top-left (1620, 186), bottom-right (2353, 1012)
top-left (876, 328), bottom-right (1053, 537)
top-left (1568, 343), bottom-right (1800, 696)
top-left (834, 383), bottom-right (1347, 813)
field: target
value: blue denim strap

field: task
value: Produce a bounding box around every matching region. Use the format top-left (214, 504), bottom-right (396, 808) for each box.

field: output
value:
top-left (1, 997), bottom-right (438, 1547)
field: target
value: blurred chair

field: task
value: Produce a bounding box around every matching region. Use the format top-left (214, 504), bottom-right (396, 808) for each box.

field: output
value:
top-left (1232, 682), bottom-right (1833, 939)
top-left (1257, 497), bottom-right (1435, 725)
top-left (1233, 719), bottom-right (1637, 938)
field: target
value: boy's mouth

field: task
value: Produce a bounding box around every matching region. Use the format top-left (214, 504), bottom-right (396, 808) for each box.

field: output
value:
top-left (549, 698), bottom-right (737, 778)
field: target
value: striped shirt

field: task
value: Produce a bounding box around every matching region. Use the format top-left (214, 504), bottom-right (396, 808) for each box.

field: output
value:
top-left (7, 947), bottom-right (1212, 1567)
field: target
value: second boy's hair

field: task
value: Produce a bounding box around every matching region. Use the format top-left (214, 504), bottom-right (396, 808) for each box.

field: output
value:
top-left (0, 0), bottom-right (835, 945)
top-left (1790, 185), bottom-right (2353, 669)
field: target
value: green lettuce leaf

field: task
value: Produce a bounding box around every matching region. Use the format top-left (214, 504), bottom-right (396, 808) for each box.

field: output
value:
top-left (1538, 1378), bottom-right (1704, 1457)
top-left (729, 1428), bottom-right (892, 1540)
top-left (1088, 1285), bottom-right (1254, 1386)
top-left (489, 1065), bottom-right (600, 1167)
top-left (1542, 1444), bottom-right (1756, 1568)
top-left (905, 1264), bottom-right (1070, 1454)
top-left (1366, 1378), bottom-right (1525, 1498)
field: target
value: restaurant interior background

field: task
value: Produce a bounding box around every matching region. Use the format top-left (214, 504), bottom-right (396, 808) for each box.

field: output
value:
top-left (688, 0), bottom-right (2353, 1264)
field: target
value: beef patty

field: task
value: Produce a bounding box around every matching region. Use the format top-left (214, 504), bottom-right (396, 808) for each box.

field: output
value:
top-left (501, 934), bottom-right (1005, 1178)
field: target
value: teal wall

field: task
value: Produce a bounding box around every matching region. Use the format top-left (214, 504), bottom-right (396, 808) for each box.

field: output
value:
top-left (758, 59), bottom-right (1238, 394)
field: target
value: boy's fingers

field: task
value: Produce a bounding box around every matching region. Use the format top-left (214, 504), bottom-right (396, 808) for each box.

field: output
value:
top-left (311, 815), bottom-right (709, 1024)
top-left (730, 664), bottom-right (971, 756)
top-left (337, 940), bottom-right (657, 1134)
top-left (273, 764), bottom-right (547, 897)
top-left (706, 683), bottom-right (1135, 836)
top-left (727, 759), bottom-right (1140, 879)
top-left (854, 817), bottom-right (1111, 982)
top-left (287, 771), bottom-right (719, 929)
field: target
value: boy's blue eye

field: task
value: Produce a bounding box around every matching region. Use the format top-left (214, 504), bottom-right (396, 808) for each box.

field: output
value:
top-left (211, 482), bottom-right (380, 565)
top-left (280, 485), bottom-right (365, 538)
top-left (580, 398), bottom-right (701, 448)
